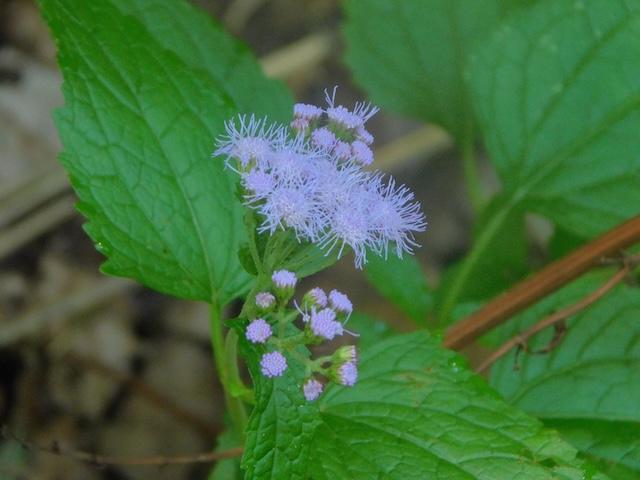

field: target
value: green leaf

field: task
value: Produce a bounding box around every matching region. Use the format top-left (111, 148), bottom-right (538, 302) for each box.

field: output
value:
top-left (311, 332), bottom-right (602, 479)
top-left (242, 342), bottom-right (319, 479)
top-left (489, 271), bottom-right (640, 478)
top-left (343, 0), bottom-right (528, 141)
top-left (40, 0), bottom-right (291, 304)
top-left (209, 429), bottom-right (242, 480)
top-left (365, 254), bottom-right (431, 324)
top-left (469, 0), bottom-right (640, 239)
top-left (440, 0), bottom-right (640, 322)
top-left (348, 311), bottom-right (396, 350)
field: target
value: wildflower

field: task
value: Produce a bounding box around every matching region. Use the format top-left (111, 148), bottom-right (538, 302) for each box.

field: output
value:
top-left (303, 287), bottom-right (328, 309)
top-left (246, 318), bottom-right (273, 344)
top-left (294, 103), bottom-right (323, 120)
top-left (303, 378), bottom-right (324, 401)
top-left (334, 345), bottom-right (357, 364)
top-left (329, 290), bottom-right (352, 316)
top-left (335, 362), bottom-right (358, 386)
top-left (311, 127), bottom-right (336, 150)
top-left (260, 351), bottom-right (288, 377)
top-left (309, 308), bottom-right (343, 340)
top-left (272, 270), bottom-right (297, 302)
top-left (351, 140), bottom-right (373, 166)
top-left (255, 292), bottom-right (276, 311)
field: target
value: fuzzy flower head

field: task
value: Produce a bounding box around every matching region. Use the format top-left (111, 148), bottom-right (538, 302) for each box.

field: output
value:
top-left (334, 345), bottom-right (358, 364)
top-left (303, 378), bottom-right (324, 401)
top-left (260, 351), bottom-right (288, 378)
top-left (246, 318), bottom-right (272, 344)
top-left (255, 292), bottom-right (276, 312)
top-left (309, 308), bottom-right (343, 341)
top-left (335, 362), bottom-right (358, 386)
top-left (272, 270), bottom-right (297, 289)
top-left (329, 289), bottom-right (352, 316)
top-left (303, 287), bottom-right (328, 309)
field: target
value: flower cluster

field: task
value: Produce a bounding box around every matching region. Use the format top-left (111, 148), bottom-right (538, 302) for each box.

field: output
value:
top-left (245, 269), bottom-right (358, 401)
top-left (214, 88), bottom-right (426, 268)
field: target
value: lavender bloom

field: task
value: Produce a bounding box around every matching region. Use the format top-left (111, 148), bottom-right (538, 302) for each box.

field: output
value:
top-left (336, 362), bottom-right (358, 386)
top-left (310, 308), bottom-right (343, 340)
top-left (334, 345), bottom-right (358, 364)
top-left (351, 140), bottom-right (373, 166)
top-left (272, 270), bottom-right (297, 289)
top-left (246, 318), bottom-right (273, 344)
top-left (329, 289), bottom-right (352, 316)
top-left (214, 87), bottom-right (426, 268)
top-left (304, 287), bottom-right (328, 308)
top-left (255, 292), bottom-right (276, 310)
top-left (303, 378), bottom-right (324, 401)
top-left (260, 351), bottom-right (288, 377)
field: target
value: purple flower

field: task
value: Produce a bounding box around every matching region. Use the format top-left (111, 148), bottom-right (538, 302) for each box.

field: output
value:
top-left (336, 362), bottom-right (358, 386)
top-left (246, 318), bottom-right (273, 344)
top-left (214, 115), bottom-right (284, 169)
top-left (255, 292), bottom-right (276, 310)
top-left (258, 185), bottom-right (324, 240)
top-left (260, 351), bottom-right (288, 377)
top-left (351, 140), bottom-right (373, 166)
top-left (272, 270), bottom-right (297, 289)
top-left (311, 127), bottom-right (336, 150)
top-left (327, 105), bottom-right (363, 130)
top-left (356, 126), bottom-right (374, 146)
top-left (329, 289), bottom-right (352, 316)
top-left (333, 141), bottom-right (352, 161)
top-left (304, 287), bottom-right (328, 308)
top-left (310, 308), bottom-right (343, 340)
top-left (303, 378), bottom-right (324, 401)
top-left (242, 169), bottom-right (275, 202)
top-left (334, 345), bottom-right (357, 364)
top-left (294, 103), bottom-right (323, 120)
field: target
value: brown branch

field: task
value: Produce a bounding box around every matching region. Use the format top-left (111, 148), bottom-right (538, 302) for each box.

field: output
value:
top-left (1, 426), bottom-right (242, 467)
top-left (444, 215), bottom-right (640, 350)
top-left (64, 353), bottom-right (219, 439)
top-left (476, 265), bottom-right (630, 373)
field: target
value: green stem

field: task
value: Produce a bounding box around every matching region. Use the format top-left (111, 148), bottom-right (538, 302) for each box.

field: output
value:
top-left (461, 137), bottom-right (485, 215)
top-left (438, 203), bottom-right (512, 325)
top-left (209, 302), bottom-right (247, 438)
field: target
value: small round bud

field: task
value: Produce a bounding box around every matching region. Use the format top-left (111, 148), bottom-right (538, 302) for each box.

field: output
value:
top-left (303, 287), bottom-right (328, 309)
top-left (333, 345), bottom-right (357, 364)
top-left (303, 378), bottom-right (324, 401)
top-left (311, 127), bottom-right (336, 150)
top-left (334, 362), bottom-right (358, 386)
top-left (272, 270), bottom-right (297, 303)
top-left (260, 351), bottom-right (287, 378)
top-left (351, 140), bottom-right (373, 166)
top-left (356, 126), bottom-right (374, 145)
top-left (290, 117), bottom-right (309, 132)
top-left (246, 318), bottom-right (272, 344)
top-left (255, 291), bottom-right (276, 312)
top-left (294, 103), bottom-right (323, 120)
top-left (333, 141), bottom-right (352, 160)
top-left (309, 308), bottom-right (343, 341)
top-left (329, 289), bottom-right (353, 316)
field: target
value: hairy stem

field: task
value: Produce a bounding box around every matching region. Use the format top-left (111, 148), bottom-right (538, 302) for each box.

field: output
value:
top-left (209, 302), bottom-right (247, 439)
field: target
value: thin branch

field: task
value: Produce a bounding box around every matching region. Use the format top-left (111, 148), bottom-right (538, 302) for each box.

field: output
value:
top-left (2, 426), bottom-right (242, 467)
top-left (476, 265), bottom-right (630, 373)
top-left (444, 215), bottom-right (640, 350)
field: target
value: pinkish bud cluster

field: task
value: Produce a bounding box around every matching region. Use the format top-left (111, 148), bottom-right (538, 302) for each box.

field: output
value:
top-left (243, 280), bottom-right (359, 401)
top-left (214, 87), bottom-right (426, 269)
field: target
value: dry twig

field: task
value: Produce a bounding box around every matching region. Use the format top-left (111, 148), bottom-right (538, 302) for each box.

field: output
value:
top-left (444, 215), bottom-right (640, 350)
top-left (476, 265), bottom-right (631, 373)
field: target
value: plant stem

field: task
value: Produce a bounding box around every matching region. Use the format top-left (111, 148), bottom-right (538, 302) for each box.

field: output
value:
top-left (438, 203), bottom-right (512, 325)
top-left (209, 302), bottom-right (247, 439)
top-left (461, 136), bottom-right (485, 215)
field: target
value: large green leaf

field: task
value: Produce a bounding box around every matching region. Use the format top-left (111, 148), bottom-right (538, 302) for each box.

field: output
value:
top-left (40, 0), bottom-right (292, 304)
top-left (343, 0), bottom-right (529, 141)
top-left (311, 332), bottom-right (604, 479)
top-left (440, 0), bottom-right (640, 322)
top-left (364, 254), bottom-right (432, 324)
top-left (490, 271), bottom-right (640, 479)
top-left (469, 0), bottom-right (640, 239)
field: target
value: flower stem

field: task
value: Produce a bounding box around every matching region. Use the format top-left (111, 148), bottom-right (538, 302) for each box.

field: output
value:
top-left (209, 302), bottom-right (247, 439)
top-left (461, 136), bottom-right (485, 215)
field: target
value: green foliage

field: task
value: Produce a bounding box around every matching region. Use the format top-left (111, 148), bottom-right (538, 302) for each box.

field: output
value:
top-left (490, 271), bottom-right (640, 479)
top-left (39, 0), bottom-right (291, 305)
top-left (343, 0), bottom-right (528, 142)
top-left (311, 332), bottom-right (603, 479)
top-left (364, 254), bottom-right (432, 324)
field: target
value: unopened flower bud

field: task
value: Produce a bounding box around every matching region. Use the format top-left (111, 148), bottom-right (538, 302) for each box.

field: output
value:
top-left (329, 289), bottom-right (352, 316)
top-left (272, 270), bottom-right (297, 302)
top-left (303, 287), bottom-right (328, 309)
top-left (246, 318), bottom-right (272, 344)
top-left (303, 378), bottom-right (324, 401)
top-left (332, 361), bottom-right (358, 387)
top-left (260, 351), bottom-right (287, 378)
top-left (333, 345), bottom-right (357, 364)
top-left (255, 291), bottom-right (276, 313)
